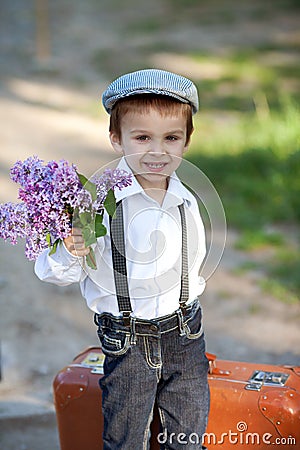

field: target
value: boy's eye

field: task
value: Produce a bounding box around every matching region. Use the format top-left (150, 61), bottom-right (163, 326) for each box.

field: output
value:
top-left (136, 135), bottom-right (149, 141)
top-left (166, 135), bottom-right (178, 141)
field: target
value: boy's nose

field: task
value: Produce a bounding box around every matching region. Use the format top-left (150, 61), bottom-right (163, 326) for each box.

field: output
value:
top-left (148, 150), bottom-right (165, 157)
top-left (148, 145), bottom-right (166, 156)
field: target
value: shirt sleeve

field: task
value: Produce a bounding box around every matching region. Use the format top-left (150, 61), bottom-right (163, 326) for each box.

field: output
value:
top-left (34, 241), bottom-right (87, 286)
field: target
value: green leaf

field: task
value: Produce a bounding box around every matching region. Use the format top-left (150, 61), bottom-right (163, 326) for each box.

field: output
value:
top-left (95, 213), bottom-right (107, 237)
top-left (49, 239), bottom-right (60, 255)
top-left (46, 233), bottom-right (51, 247)
top-left (79, 211), bottom-right (92, 226)
top-left (104, 189), bottom-right (116, 217)
top-left (82, 225), bottom-right (96, 247)
top-left (77, 172), bottom-right (97, 202)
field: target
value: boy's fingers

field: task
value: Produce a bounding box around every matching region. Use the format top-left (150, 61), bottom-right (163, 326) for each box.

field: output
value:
top-left (71, 227), bottom-right (83, 236)
top-left (70, 235), bottom-right (85, 244)
top-left (64, 228), bottom-right (91, 256)
top-left (71, 247), bottom-right (90, 257)
top-left (70, 240), bottom-right (88, 250)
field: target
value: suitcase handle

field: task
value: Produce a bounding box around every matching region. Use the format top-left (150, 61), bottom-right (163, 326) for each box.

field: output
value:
top-left (206, 352), bottom-right (231, 376)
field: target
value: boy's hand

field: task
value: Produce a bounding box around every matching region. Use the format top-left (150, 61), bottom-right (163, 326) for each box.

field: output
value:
top-left (64, 228), bottom-right (90, 257)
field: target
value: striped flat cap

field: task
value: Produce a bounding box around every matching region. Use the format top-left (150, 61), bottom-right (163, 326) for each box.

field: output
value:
top-left (102, 69), bottom-right (199, 115)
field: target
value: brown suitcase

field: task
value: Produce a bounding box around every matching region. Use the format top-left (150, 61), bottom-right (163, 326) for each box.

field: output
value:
top-left (53, 347), bottom-right (300, 449)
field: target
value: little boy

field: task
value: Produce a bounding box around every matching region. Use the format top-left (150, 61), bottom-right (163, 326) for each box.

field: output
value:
top-left (35, 69), bottom-right (209, 449)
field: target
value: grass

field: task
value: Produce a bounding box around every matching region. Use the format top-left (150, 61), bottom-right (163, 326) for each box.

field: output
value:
top-left (233, 233), bottom-right (300, 302)
top-left (235, 230), bottom-right (285, 251)
top-left (191, 49), bottom-right (300, 111)
top-left (186, 96), bottom-right (299, 301)
top-left (260, 279), bottom-right (299, 304)
top-left (266, 249), bottom-right (300, 300)
top-left (188, 100), bottom-right (300, 228)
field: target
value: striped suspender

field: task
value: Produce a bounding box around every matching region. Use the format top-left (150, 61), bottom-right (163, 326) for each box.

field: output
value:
top-left (109, 201), bottom-right (132, 325)
top-left (109, 201), bottom-right (189, 324)
top-left (178, 203), bottom-right (189, 309)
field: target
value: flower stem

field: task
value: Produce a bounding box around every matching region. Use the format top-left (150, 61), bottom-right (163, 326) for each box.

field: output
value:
top-left (86, 247), bottom-right (97, 270)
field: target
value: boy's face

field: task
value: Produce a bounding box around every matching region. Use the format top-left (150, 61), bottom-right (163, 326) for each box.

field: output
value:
top-left (109, 107), bottom-right (190, 191)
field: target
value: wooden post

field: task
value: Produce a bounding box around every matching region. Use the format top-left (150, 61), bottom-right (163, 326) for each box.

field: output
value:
top-left (35, 0), bottom-right (51, 62)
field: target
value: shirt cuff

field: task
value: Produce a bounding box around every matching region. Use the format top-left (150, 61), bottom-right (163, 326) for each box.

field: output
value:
top-left (57, 241), bottom-right (84, 265)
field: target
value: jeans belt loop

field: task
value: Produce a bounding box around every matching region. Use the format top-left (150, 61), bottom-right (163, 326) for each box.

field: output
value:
top-left (176, 309), bottom-right (185, 336)
top-left (130, 317), bottom-right (137, 345)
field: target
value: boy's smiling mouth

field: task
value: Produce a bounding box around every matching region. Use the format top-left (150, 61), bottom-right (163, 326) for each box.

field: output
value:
top-left (143, 162), bottom-right (168, 172)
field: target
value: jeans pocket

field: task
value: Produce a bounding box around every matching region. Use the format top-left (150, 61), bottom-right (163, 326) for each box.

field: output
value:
top-left (183, 307), bottom-right (204, 340)
top-left (97, 327), bottom-right (130, 357)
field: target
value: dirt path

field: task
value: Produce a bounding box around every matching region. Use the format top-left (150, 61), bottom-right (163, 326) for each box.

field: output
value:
top-left (0, 1), bottom-right (299, 448)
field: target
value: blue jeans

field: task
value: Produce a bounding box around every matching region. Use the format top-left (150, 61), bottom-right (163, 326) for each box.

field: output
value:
top-left (96, 299), bottom-right (210, 449)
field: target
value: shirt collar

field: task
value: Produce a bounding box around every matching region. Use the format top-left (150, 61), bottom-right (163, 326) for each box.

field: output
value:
top-left (114, 156), bottom-right (192, 208)
top-left (167, 172), bottom-right (192, 207)
top-left (114, 157), bottom-right (144, 202)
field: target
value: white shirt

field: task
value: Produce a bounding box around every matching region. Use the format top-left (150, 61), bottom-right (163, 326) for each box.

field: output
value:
top-left (34, 158), bottom-right (206, 319)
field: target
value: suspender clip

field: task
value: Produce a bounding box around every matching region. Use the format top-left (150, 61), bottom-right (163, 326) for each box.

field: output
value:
top-left (122, 311), bottom-right (131, 327)
top-left (179, 303), bottom-right (188, 316)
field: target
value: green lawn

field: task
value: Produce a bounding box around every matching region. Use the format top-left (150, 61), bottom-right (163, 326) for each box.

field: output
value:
top-left (187, 98), bottom-right (299, 302)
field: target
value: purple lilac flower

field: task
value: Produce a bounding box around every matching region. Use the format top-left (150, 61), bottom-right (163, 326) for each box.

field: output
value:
top-left (0, 202), bottom-right (28, 245)
top-left (10, 157), bottom-right (91, 242)
top-left (0, 202), bottom-right (49, 260)
top-left (10, 155), bottom-right (44, 186)
top-left (92, 168), bottom-right (132, 207)
top-left (25, 231), bottom-right (48, 260)
top-left (1, 157), bottom-right (132, 262)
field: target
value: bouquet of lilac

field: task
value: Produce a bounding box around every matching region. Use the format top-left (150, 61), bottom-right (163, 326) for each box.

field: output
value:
top-left (0, 156), bottom-right (132, 269)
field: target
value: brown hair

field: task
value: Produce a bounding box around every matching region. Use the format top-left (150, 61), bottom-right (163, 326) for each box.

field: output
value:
top-left (109, 94), bottom-right (194, 145)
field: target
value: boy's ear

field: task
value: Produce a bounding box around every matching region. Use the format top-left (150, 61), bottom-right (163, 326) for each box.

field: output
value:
top-left (109, 132), bottom-right (123, 154)
top-left (183, 128), bottom-right (194, 153)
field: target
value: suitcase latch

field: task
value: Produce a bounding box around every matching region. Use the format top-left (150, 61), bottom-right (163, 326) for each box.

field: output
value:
top-left (245, 370), bottom-right (289, 391)
top-left (81, 352), bottom-right (106, 374)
